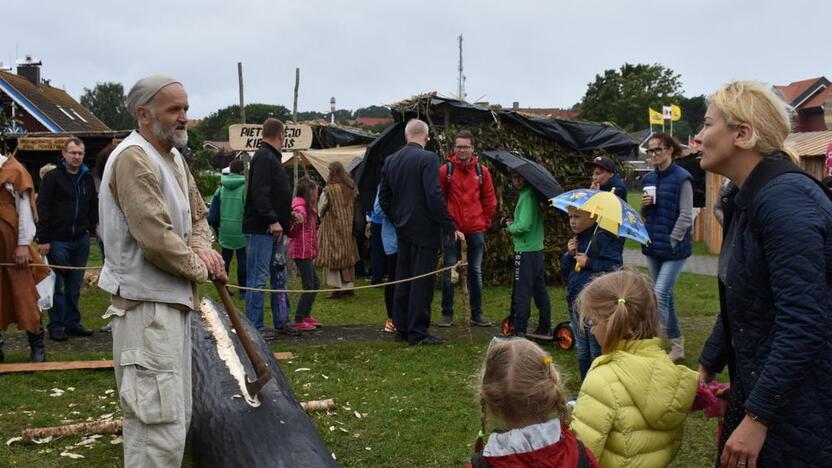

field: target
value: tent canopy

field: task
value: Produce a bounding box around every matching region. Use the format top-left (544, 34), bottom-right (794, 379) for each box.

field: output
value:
top-left (282, 145), bottom-right (366, 181)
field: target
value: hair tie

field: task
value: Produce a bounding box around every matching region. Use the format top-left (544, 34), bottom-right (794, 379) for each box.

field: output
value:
top-left (617, 298), bottom-right (626, 305)
top-left (543, 356), bottom-right (553, 366)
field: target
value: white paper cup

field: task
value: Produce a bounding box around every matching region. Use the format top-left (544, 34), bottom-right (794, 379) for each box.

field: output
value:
top-left (643, 186), bottom-right (657, 203)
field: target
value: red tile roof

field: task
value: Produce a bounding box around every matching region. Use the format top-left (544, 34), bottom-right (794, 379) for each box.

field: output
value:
top-left (774, 77), bottom-right (830, 109)
top-left (0, 70), bottom-right (110, 132)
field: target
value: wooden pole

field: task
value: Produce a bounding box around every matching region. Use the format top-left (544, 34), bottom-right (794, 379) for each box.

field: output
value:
top-left (292, 67), bottom-right (300, 195)
top-left (238, 62), bottom-right (245, 124)
top-left (21, 419), bottom-right (122, 442)
top-left (459, 239), bottom-right (472, 343)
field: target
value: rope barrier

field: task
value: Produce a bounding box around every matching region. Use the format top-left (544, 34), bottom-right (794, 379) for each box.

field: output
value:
top-left (0, 261), bottom-right (468, 295)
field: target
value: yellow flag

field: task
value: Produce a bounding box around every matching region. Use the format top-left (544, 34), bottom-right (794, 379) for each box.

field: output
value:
top-left (671, 104), bottom-right (682, 121)
top-left (649, 108), bottom-right (664, 125)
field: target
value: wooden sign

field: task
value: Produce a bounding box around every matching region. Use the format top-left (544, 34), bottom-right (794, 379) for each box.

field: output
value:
top-left (228, 124), bottom-right (312, 152)
top-left (17, 136), bottom-right (69, 151)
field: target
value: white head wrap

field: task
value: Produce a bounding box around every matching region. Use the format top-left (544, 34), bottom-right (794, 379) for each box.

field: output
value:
top-left (126, 75), bottom-right (182, 117)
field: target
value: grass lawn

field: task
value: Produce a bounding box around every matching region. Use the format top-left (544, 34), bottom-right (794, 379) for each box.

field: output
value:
top-left (0, 244), bottom-right (725, 466)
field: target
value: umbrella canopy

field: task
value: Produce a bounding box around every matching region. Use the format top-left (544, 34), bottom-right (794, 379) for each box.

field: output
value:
top-left (551, 189), bottom-right (650, 245)
top-left (479, 150), bottom-right (563, 199)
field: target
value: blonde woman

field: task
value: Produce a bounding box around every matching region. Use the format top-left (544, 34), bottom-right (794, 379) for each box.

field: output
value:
top-left (317, 162), bottom-right (359, 298)
top-left (695, 81), bottom-right (832, 467)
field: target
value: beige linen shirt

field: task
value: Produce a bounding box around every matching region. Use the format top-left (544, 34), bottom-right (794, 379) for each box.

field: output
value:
top-left (108, 145), bottom-right (212, 310)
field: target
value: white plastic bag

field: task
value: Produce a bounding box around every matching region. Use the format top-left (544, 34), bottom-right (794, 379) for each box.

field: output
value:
top-left (36, 258), bottom-right (55, 311)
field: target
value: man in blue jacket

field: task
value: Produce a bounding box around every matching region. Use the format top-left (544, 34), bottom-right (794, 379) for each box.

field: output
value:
top-left (37, 137), bottom-right (97, 342)
top-left (379, 119), bottom-right (461, 345)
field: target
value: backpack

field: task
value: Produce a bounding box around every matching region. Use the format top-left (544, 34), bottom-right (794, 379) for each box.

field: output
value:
top-left (446, 160), bottom-right (483, 186)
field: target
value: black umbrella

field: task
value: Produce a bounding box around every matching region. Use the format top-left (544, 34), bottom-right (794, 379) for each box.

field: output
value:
top-left (479, 149), bottom-right (563, 199)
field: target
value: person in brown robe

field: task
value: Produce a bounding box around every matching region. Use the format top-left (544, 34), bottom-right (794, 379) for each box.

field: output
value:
top-left (317, 162), bottom-right (359, 298)
top-left (0, 153), bottom-right (49, 362)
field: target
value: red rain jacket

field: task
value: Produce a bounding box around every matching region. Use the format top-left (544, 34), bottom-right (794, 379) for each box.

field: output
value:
top-left (438, 153), bottom-right (497, 235)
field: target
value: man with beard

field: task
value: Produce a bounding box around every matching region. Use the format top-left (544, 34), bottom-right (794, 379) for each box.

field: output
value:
top-left (98, 75), bottom-right (226, 466)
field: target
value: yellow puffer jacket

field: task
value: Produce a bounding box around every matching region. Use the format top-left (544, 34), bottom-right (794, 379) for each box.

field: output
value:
top-left (570, 338), bottom-right (697, 467)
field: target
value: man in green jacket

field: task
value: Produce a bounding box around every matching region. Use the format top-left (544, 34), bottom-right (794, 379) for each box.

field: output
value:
top-left (504, 171), bottom-right (551, 337)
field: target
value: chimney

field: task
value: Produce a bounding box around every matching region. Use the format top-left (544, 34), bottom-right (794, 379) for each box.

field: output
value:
top-left (512, 101), bottom-right (519, 110)
top-left (16, 54), bottom-right (42, 86)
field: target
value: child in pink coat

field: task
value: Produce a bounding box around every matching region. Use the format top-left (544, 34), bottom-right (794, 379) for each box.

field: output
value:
top-left (288, 179), bottom-right (320, 330)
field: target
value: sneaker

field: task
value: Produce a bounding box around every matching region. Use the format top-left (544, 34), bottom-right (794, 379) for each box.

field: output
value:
top-left (383, 319), bottom-right (397, 334)
top-left (437, 315), bottom-right (454, 327)
top-left (259, 329), bottom-right (277, 341)
top-left (293, 321), bottom-right (317, 331)
top-left (279, 323), bottom-right (301, 336)
top-left (303, 317), bottom-right (322, 328)
top-left (470, 315), bottom-right (492, 327)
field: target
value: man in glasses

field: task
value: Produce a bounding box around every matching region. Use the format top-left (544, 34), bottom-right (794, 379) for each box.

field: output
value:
top-left (437, 130), bottom-right (497, 328)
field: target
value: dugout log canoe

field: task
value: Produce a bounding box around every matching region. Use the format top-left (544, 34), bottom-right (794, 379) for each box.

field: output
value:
top-left (189, 298), bottom-right (338, 467)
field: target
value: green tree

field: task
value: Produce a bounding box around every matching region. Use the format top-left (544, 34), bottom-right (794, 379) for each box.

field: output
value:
top-left (195, 103), bottom-right (291, 141)
top-left (80, 82), bottom-right (134, 130)
top-left (578, 63), bottom-right (684, 131)
top-left (353, 105), bottom-right (390, 118)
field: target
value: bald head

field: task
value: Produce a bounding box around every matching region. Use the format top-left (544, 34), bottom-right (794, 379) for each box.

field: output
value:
top-left (405, 119), bottom-right (429, 147)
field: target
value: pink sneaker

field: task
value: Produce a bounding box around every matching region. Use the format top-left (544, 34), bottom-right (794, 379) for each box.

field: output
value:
top-left (303, 317), bottom-right (322, 327)
top-left (293, 321), bottom-right (317, 331)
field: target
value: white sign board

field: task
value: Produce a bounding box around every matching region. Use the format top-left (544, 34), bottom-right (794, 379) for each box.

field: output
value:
top-left (228, 123), bottom-right (313, 151)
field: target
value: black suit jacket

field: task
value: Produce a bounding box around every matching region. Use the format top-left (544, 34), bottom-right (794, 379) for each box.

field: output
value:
top-left (379, 143), bottom-right (455, 249)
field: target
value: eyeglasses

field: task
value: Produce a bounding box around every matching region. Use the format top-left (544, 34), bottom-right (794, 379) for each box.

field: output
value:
top-left (645, 147), bottom-right (666, 157)
top-left (454, 145), bottom-right (472, 150)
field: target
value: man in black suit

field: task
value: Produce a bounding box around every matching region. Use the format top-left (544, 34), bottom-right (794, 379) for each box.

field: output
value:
top-left (379, 119), bottom-right (461, 345)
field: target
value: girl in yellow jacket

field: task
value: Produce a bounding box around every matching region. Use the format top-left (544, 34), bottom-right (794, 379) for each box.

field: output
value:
top-left (570, 270), bottom-right (697, 467)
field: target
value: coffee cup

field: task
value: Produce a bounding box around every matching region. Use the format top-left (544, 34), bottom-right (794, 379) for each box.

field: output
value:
top-left (643, 185), bottom-right (657, 204)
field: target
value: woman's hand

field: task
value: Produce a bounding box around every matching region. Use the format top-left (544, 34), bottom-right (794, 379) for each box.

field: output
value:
top-left (720, 415), bottom-right (768, 468)
top-left (698, 364), bottom-right (715, 383)
top-left (14, 245), bottom-right (31, 266)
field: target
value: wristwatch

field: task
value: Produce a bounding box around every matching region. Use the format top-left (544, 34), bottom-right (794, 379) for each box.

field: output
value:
top-left (746, 410), bottom-right (770, 428)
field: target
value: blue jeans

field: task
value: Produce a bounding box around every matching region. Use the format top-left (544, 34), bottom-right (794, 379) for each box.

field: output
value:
top-left (568, 306), bottom-right (602, 381)
top-left (441, 232), bottom-right (484, 318)
top-left (646, 256), bottom-right (686, 339)
top-left (245, 234), bottom-right (289, 330)
top-left (47, 233), bottom-right (90, 332)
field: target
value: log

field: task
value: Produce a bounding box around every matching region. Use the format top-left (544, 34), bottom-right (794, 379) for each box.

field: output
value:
top-left (300, 399), bottom-right (335, 412)
top-left (21, 419), bottom-right (122, 442)
top-left (190, 298), bottom-right (337, 467)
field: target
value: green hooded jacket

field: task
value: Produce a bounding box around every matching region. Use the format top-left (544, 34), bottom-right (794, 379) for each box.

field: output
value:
top-left (507, 186), bottom-right (544, 252)
top-left (217, 173), bottom-right (246, 250)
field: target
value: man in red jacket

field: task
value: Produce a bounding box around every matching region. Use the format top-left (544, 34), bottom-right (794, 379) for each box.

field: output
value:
top-left (438, 130), bottom-right (497, 327)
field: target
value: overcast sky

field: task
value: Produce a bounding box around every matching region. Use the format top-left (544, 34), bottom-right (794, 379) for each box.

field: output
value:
top-left (5, 0), bottom-right (830, 119)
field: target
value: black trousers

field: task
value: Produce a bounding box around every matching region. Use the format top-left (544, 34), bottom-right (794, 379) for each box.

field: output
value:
top-left (383, 253), bottom-right (398, 319)
top-left (510, 251), bottom-right (551, 334)
top-left (293, 258), bottom-right (319, 320)
top-left (394, 239), bottom-right (437, 344)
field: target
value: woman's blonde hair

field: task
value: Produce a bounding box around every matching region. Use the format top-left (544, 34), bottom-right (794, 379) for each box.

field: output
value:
top-left (576, 270), bottom-right (660, 350)
top-left (708, 80), bottom-right (798, 163)
top-left (478, 338), bottom-right (569, 431)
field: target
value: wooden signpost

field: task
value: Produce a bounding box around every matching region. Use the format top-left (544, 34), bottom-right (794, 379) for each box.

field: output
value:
top-left (228, 123), bottom-right (312, 152)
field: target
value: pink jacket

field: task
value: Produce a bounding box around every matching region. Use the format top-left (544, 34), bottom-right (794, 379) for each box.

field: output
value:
top-left (288, 197), bottom-right (318, 259)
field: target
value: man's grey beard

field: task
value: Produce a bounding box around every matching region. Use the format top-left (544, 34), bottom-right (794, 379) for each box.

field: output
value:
top-left (149, 110), bottom-right (188, 149)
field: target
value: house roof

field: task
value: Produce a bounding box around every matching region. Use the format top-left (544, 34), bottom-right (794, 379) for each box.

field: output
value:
top-left (785, 130), bottom-right (832, 157)
top-left (0, 70), bottom-right (110, 132)
top-left (774, 77), bottom-right (831, 110)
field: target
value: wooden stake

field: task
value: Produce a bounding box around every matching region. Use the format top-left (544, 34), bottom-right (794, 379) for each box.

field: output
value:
top-left (459, 239), bottom-right (472, 343)
top-left (292, 67), bottom-right (300, 195)
top-left (0, 353), bottom-right (294, 374)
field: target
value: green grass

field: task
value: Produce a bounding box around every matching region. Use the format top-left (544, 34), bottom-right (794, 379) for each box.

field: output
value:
top-left (625, 192), bottom-right (715, 256)
top-left (0, 245), bottom-right (725, 466)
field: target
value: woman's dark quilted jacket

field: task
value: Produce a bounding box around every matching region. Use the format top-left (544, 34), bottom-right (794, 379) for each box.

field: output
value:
top-left (699, 170), bottom-right (832, 466)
